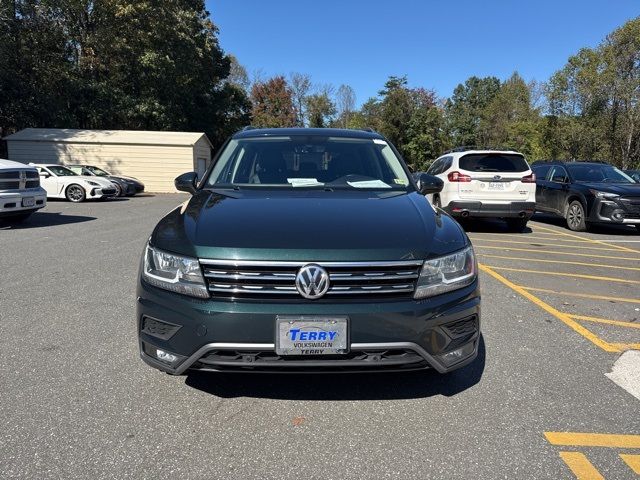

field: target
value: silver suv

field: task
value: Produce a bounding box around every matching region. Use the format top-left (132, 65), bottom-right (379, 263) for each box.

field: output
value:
top-left (0, 159), bottom-right (47, 223)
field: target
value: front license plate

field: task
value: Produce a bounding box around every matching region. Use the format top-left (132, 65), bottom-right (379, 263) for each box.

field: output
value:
top-left (488, 182), bottom-right (504, 190)
top-left (276, 316), bottom-right (349, 355)
top-left (21, 197), bottom-right (35, 207)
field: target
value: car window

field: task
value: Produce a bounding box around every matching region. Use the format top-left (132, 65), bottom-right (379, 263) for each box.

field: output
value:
top-left (45, 165), bottom-right (78, 176)
top-left (549, 166), bottom-right (569, 183)
top-left (532, 164), bottom-right (551, 180)
top-left (566, 164), bottom-right (634, 183)
top-left (459, 153), bottom-right (529, 172)
top-left (86, 166), bottom-right (110, 176)
top-left (427, 158), bottom-right (443, 175)
top-left (206, 136), bottom-right (411, 190)
top-left (68, 166), bottom-right (83, 174)
top-left (442, 156), bottom-right (453, 172)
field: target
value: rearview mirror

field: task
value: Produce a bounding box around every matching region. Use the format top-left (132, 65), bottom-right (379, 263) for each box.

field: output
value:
top-left (175, 171), bottom-right (198, 194)
top-left (413, 173), bottom-right (444, 195)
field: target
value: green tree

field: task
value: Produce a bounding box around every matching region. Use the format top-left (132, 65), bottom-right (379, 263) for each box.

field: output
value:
top-left (445, 76), bottom-right (501, 147)
top-left (250, 75), bottom-right (297, 128)
top-left (305, 92), bottom-right (336, 128)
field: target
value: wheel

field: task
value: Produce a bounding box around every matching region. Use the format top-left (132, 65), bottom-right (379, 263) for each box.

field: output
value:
top-left (432, 195), bottom-right (442, 208)
top-left (506, 218), bottom-right (528, 232)
top-left (566, 200), bottom-right (587, 231)
top-left (65, 184), bottom-right (86, 203)
top-left (113, 183), bottom-right (123, 197)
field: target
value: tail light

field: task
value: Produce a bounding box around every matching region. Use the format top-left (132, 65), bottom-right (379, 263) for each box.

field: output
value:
top-left (521, 173), bottom-right (536, 183)
top-left (447, 171), bottom-right (472, 182)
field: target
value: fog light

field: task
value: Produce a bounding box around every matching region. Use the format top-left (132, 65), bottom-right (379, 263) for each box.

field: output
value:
top-left (156, 349), bottom-right (178, 363)
top-left (611, 210), bottom-right (625, 222)
top-left (439, 342), bottom-right (476, 367)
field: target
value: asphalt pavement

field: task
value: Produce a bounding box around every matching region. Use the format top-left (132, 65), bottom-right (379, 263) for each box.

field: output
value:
top-left (1, 195), bottom-right (639, 479)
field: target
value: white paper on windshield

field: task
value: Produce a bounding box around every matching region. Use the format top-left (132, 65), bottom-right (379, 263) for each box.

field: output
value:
top-left (347, 180), bottom-right (392, 189)
top-left (287, 178), bottom-right (323, 187)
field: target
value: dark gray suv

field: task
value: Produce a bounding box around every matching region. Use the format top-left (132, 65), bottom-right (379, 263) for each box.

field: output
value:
top-left (137, 128), bottom-right (481, 374)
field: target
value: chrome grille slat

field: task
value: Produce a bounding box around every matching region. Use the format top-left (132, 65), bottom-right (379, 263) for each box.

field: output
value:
top-left (201, 259), bottom-right (422, 300)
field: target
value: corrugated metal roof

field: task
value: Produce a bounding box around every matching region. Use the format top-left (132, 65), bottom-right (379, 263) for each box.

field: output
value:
top-left (4, 128), bottom-right (212, 147)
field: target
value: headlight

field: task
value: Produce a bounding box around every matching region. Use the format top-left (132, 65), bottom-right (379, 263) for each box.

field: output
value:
top-left (590, 189), bottom-right (619, 200)
top-left (414, 246), bottom-right (477, 299)
top-left (142, 244), bottom-right (208, 298)
top-left (87, 181), bottom-right (100, 186)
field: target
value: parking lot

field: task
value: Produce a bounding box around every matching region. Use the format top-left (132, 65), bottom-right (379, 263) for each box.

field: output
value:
top-left (1, 196), bottom-right (639, 479)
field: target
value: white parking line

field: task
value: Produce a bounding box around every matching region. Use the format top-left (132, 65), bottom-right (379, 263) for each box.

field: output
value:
top-left (606, 351), bottom-right (640, 402)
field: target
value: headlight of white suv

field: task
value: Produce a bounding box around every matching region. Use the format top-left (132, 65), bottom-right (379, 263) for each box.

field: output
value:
top-left (414, 246), bottom-right (477, 299)
top-left (143, 244), bottom-right (208, 298)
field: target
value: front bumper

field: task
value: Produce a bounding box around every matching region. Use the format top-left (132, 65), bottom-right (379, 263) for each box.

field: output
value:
top-left (88, 187), bottom-right (117, 199)
top-left (0, 189), bottom-right (47, 216)
top-left (445, 201), bottom-right (536, 219)
top-left (588, 197), bottom-right (640, 225)
top-left (137, 279), bottom-right (481, 374)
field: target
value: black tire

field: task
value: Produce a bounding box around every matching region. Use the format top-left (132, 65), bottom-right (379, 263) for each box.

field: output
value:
top-left (113, 183), bottom-right (123, 197)
top-left (506, 218), bottom-right (528, 232)
top-left (432, 195), bottom-right (442, 208)
top-left (65, 184), bottom-right (86, 203)
top-left (566, 200), bottom-right (587, 231)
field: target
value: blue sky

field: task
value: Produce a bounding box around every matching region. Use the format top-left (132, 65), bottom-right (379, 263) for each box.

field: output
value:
top-left (207, 1), bottom-right (639, 105)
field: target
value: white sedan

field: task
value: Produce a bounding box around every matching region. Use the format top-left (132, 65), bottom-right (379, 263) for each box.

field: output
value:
top-left (32, 164), bottom-right (118, 202)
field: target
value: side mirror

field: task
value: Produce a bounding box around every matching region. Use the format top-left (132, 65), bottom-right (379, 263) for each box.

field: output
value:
top-left (39, 172), bottom-right (50, 178)
top-left (175, 171), bottom-right (198, 194)
top-left (414, 172), bottom-right (444, 195)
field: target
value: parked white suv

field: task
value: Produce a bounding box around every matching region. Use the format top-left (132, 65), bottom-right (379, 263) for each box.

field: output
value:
top-left (0, 159), bottom-right (47, 223)
top-left (425, 148), bottom-right (536, 230)
top-left (32, 163), bottom-right (117, 202)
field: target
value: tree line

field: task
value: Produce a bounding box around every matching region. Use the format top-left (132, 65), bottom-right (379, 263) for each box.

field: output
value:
top-left (1, 3), bottom-right (638, 170)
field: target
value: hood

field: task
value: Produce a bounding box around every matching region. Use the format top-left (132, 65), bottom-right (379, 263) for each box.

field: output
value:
top-left (151, 189), bottom-right (468, 261)
top-left (580, 183), bottom-right (640, 196)
top-left (79, 175), bottom-right (114, 187)
top-left (109, 175), bottom-right (141, 184)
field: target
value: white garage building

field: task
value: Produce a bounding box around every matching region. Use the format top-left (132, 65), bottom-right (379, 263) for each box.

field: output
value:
top-left (4, 128), bottom-right (213, 193)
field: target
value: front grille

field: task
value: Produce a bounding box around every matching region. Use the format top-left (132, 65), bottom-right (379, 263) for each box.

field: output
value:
top-left (194, 348), bottom-right (427, 371)
top-left (200, 259), bottom-right (423, 300)
top-left (0, 170), bottom-right (39, 190)
top-left (619, 197), bottom-right (640, 216)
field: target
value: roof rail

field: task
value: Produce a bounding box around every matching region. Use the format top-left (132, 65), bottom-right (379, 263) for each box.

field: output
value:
top-left (360, 127), bottom-right (376, 133)
top-left (443, 145), bottom-right (521, 154)
top-left (242, 126), bottom-right (258, 131)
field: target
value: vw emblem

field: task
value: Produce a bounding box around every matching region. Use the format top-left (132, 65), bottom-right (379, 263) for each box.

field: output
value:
top-left (493, 175), bottom-right (502, 180)
top-left (295, 264), bottom-right (330, 300)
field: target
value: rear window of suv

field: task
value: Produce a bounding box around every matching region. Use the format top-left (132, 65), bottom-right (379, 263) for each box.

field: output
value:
top-left (459, 154), bottom-right (529, 173)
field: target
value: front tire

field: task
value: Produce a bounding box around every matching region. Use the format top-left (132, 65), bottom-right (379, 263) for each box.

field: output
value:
top-left (113, 183), bottom-right (123, 197)
top-left (566, 200), bottom-right (587, 231)
top-left (65, 184), bottom-right (86, 203)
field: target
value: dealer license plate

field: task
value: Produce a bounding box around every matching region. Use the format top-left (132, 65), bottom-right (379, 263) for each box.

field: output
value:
top-left (21, 197), bottom-right (35, 207)
top-left (276, 316), bottom-right (349, 355)
top-left (488, 182), bottom-right (504, 190)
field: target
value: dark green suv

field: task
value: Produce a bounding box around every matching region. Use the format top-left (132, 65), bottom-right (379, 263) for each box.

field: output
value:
top-left (137, 128), bottom-right (480, 374)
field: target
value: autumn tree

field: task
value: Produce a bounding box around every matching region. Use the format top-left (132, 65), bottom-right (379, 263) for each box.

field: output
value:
top-left (250, 76), bottom-right (297, 128)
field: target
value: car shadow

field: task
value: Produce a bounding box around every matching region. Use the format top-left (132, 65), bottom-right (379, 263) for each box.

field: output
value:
top-left (0, 211), bottom-right (96, 229)
top-left (532, 213), bottom-right (639, 236)
top-left (457, 218), bottom-right (534, 234)
top-left (184, 336), bottom-right (486, 400)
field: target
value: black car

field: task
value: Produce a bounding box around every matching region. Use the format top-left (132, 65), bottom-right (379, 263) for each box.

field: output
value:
top-left (137, 128), bottom-right (481, 375)
top-left (531, 160), bottom-right (640, 231)
top-left (67, 164), bottom-right (144, 196)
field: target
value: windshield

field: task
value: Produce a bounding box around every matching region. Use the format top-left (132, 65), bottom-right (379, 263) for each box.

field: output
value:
top-left (47, 165), bottom-right (77, 176)
top-left (567, 164), bottom-right (634, 183)
top-left (206, 136), bottom-right (411, 190)
top-left (86, 166), bottom-right (110, 176)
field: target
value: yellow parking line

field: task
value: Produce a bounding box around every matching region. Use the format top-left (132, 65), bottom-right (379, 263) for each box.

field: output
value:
top-left (620, 454), bottom-right (640, 474)
top-left (477, 254), bottom-right (640, 272)
top-left (470, 238), bottom-right (625, 252)
top-left (535, 224), bottom-right (640, 254)
top-left (485, 266), bottom-right (640, 285)
top-left (469, 233), bottom-right (594, 244)
top-left (521, 287), bottom-right (640, 305)
top-left (479, 265), bottom-right (620, 352)
top-left (473, 245), bottom-right (638, 262)
top-left (558, 452), bottom-right (604, 480)
top-left (609, 343), bottom-right (640, 350)
top-left (568, 314), bottom-right (640, 330)
top-left (545, 432), bottom-right (640, 448)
